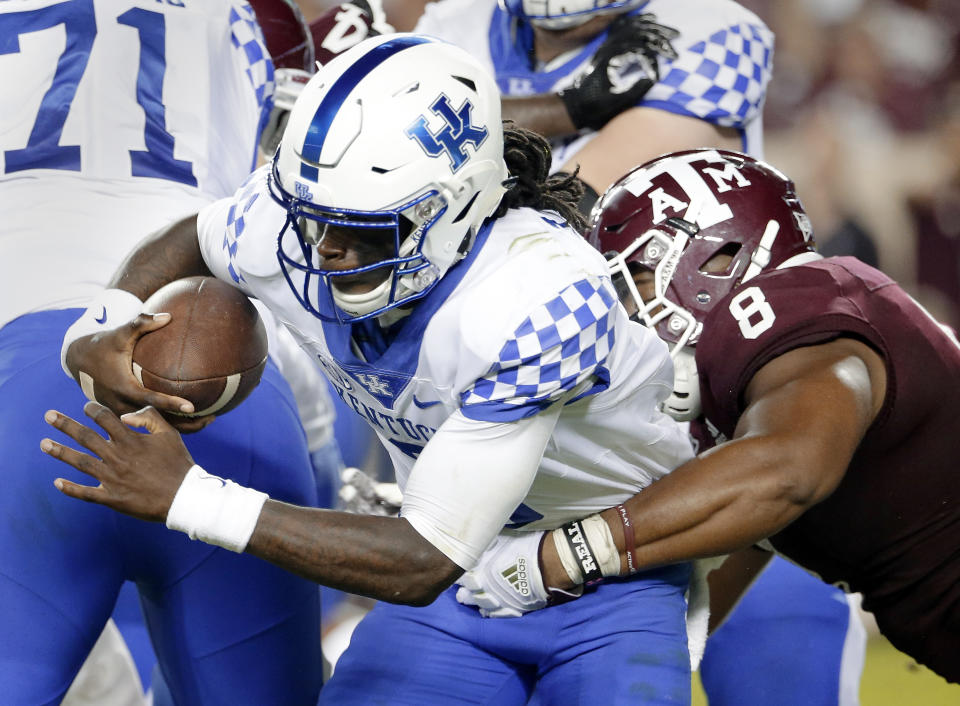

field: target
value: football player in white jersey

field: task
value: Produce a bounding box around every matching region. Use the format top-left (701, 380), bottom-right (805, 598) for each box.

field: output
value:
top-left (403, 2), bottom-right (867, 704)
top-left (48, 35), bottom-right (699, 704)
top-left (0, 1), bottom-right (327, 704)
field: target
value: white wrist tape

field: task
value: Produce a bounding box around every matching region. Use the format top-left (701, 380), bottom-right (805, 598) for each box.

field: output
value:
top-left (552, 527), bottom-right (583, 585)
top-left (551, 513), bottom-right (621, 585)
top-left (166, 465), bottom-right (269, 553)
top-left (61, 288), bottom-right (144, 378)
top-left (583, 513), bottom-right (622, 576)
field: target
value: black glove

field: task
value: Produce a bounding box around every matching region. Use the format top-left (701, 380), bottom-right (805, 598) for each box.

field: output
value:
top-left (560, 13), bottom-right (679, 131)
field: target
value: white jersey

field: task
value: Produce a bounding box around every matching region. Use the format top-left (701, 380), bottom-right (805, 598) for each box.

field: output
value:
top-left (0, 0), bottom-right (274, 327)
top-left (415, 0), bottom-right (773, 165)
top-left (198, 166), bottom-right (695, 567)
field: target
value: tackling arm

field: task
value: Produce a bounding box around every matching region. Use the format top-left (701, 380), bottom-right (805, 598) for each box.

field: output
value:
top-left (541, 337), bottom-right (887, 589)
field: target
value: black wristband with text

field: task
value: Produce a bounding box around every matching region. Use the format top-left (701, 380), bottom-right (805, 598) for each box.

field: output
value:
top-left (562, 520), bottom-right (604, 584)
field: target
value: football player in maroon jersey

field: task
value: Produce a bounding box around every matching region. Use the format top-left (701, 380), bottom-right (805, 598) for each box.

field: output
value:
top-left (463, 148), bottom-right (960, 683)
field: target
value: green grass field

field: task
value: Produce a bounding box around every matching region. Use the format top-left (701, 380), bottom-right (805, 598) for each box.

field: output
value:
top-left (692, 636), bottom-right (960, 705)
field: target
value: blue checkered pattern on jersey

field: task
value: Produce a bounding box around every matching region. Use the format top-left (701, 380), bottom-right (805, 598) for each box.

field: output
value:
top-left (643, 21), bottom-right (773, 127)
top-left (222, 173), bottom-right (261, 283)
top-left (229, 3), bottom-right (275, 113)
top-left (460, 278), bottom-right (617, 422)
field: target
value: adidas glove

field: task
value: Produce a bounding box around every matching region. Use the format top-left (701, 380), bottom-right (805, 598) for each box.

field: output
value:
top-left (560, 13), bottom-right (679, 131)
top-left (456, 531), bottom-right (581, 618)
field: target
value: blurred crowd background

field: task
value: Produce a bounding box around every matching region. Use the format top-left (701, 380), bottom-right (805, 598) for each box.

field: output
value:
top-left (747, 0), bottom-right (960, 332)
top-left (298, 0), bottom-right (960, 330)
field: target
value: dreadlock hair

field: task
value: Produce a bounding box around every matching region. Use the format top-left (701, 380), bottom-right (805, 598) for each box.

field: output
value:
top-left (493, 123), bottom-right (588, 233)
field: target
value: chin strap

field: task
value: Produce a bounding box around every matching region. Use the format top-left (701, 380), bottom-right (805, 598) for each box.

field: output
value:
top-left (330, 276), bottom-right (393, 318)
top-left (662, 346), bottom-right (701, 422)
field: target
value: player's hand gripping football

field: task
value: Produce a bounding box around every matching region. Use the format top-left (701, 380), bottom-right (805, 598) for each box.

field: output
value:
top-left (64, 317), bottom-right (212, 434)
top-left (41, 402), bottom-right (194, 523)
top-left (560, 13), bottom-right (679, 131)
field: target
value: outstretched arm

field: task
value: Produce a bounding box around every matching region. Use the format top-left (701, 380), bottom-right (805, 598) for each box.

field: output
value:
top-left (40, 402), bottom-right (462, 605)
top-left (540, 337), bottom-right (887, 589)
top-left (249, 502), bottom-right (460, 605)
top-left (41, 401), bottom-right (560, 605)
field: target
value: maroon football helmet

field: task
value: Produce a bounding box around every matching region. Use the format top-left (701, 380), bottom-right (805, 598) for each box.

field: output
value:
top-left (587, 148), bottom-right (816, 352)
top-left (248, 0), bottom-right (315, 70)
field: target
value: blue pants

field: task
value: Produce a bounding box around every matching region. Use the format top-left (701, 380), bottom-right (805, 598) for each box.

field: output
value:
top-left (700, 557), bottom-right (864, 706)
top-left (0, 310), bottom-right (323, 706)
top-left (323, 564), bottom-right (692, 706)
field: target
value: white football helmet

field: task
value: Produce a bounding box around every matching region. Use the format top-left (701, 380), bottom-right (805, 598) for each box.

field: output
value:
top-left (272, 34), bottom-right (509, 322)
top-left (502, 0), bottom-right (647, 30)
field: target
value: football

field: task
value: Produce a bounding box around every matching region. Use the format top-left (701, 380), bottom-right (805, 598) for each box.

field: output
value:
top-left (132, 277), bottom-right (268, 418)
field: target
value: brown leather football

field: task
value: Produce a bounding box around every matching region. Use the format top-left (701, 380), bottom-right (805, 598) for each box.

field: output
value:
top-left (133, 277), bottom-right (268, 417)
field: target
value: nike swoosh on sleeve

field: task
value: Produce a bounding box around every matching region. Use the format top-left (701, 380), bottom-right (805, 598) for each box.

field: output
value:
top-left (198, 472), bottom-right (227, 488)
top-left (412, 395), bottom-right (442, 409)
top-left (94, 307), bottom-right (107, 324)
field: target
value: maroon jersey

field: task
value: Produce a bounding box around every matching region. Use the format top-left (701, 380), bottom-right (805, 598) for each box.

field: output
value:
top-left (695, 256), bottom-right (960, 678)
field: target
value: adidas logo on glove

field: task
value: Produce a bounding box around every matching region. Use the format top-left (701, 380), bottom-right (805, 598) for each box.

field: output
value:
top-left (501, 558), bottom-right (531, 597)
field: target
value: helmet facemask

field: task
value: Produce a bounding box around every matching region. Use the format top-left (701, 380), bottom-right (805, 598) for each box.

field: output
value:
top-left (603, 224), bottom-right (706, 422)
top-left (271, 34), bottom-right (509, 323)
top-left (604, 223), bottom-right (702, 352)
top-left (273, 169), bottom-right (451, 322)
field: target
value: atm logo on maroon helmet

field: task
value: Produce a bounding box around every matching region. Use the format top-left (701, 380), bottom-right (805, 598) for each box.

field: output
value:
top-left (622, 150), bottom-right (752, 230)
